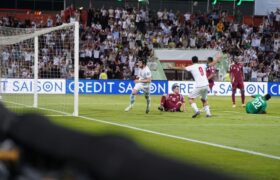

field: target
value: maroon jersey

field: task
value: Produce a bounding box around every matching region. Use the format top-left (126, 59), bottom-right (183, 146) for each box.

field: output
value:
top-left (206, 65), bottom-right (215, 89)
top-left (230, 63), bottom-right (244, 83)
top-left (164, 93), bottom-right (185, 111)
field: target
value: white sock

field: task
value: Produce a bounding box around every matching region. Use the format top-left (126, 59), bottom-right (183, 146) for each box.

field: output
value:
top-left (191, 103), bottom-right (199, 112)
top-left (204, 105), bottom-right (211, 115)
top-left (130, 94), bottom-right (135, 106)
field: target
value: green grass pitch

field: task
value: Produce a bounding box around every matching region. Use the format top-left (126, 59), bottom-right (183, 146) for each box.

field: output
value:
top-left (4, 94), bottom-right (280, 179)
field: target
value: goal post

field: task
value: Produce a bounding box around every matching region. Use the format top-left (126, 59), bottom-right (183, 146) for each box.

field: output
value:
top-left (0, 22), bottom-right (79, 116)
top-left (74, 21), bottom-right (79, 117)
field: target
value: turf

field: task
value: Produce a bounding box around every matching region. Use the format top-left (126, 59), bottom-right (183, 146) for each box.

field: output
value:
top-left (4, 95), bottom-right (280, 179)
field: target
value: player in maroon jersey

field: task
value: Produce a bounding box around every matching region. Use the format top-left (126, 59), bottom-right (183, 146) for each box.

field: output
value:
top-left (158, 83), bottom-right (186, 112)
top-left (229, 56), bottom-right (245, 107)
top-left (206, 57), bottom-right (216, 92)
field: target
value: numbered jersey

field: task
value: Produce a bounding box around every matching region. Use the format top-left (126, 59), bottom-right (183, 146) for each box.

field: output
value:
top-left (246, 94), bottom-right (267, 114)
top-left (185, 64), bottom-right (209, 88)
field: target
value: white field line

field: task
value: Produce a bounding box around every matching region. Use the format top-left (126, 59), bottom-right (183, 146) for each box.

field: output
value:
top-left (78, 115), bottom-right (280, 161)
top-left (2, 100), bottom-right (280, 160)
top-left (45, 114), bottom-right (72, 117)
top-left (3, 100), bottom-right (33, 108)
top-left (221, 110), bottom-right (280, 119)
top-left (136, 123), bottom-right (280, 127)
top-left (38, 107), bottom-right (71, 116)
top-left (3, 100), bottom-right (72, 116)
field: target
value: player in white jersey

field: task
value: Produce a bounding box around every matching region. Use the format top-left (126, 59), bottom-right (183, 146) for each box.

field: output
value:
top-left (125, 59), bottom-right (152, 114)
top-left (169, 54), bottom-right (221, 118)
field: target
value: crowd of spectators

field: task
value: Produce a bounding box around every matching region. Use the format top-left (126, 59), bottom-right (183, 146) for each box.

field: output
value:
top-left (1, 5), bottom-right (280, 82)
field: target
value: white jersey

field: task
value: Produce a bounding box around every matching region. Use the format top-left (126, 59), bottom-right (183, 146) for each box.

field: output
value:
top-left (185, 64), bottom-right (209, 88)
top-left (137, 66), bottom-right (152, 87)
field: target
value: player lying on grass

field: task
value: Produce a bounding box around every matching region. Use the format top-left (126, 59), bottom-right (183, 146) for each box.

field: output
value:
top-left (246, 94), bottom-right (271, 114)
top-left (158, 83), bottom-right (186, 112)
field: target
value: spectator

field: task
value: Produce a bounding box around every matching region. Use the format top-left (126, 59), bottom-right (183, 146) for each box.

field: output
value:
top-left (99, 69), bottom-right (108, 80)
top-left (1, 6), bottom-right (280, 81)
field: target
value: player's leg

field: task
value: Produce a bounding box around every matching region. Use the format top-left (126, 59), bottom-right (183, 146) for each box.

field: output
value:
top-left (143, 88), bottom-right (151, 114)
top-left (231, 83), bottom-right (237, 107)
top-left (125, 85), bottom-right (140, 112)
top-left (175, 102), bottom-right (182, 112)
top-left (240, 89), bottom-right (245, 107)
top-left (201, 88), bottom-right (211, 117)
top-left (208, 84), bottom-right (213, 93)
top-left (238, 83), bottom-right (245, 107)
top-left (245, 103), bottom-right (251, 113)
top-left (158, 94), bottom-right (167, 111)
top-left (189, 88), bottom-right (200, 118)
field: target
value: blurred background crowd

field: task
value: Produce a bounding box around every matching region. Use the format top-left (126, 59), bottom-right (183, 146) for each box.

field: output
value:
top-left (1, 4), bottom-right (280, 82)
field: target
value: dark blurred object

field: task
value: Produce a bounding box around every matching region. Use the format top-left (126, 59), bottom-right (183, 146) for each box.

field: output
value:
top-left (0, 103), bottom-right (236, 180)
top-left (229, 47), bottom-right (240, 57)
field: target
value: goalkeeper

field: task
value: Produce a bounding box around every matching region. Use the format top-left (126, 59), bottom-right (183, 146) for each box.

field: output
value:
top-left (245, 94), bottom-right (271, 114)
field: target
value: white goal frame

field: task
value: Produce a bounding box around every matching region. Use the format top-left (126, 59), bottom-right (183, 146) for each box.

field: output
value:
top-left (0, 22), bottom-right (79, 116)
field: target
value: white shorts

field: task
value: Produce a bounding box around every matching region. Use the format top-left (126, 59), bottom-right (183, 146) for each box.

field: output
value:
top-left (188, 86), bottom-right (208, 100)
top-left (133, 83), bottom-right (150, 95)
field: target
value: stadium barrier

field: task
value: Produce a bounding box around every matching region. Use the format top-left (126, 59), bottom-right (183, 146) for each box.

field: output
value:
top-left (1, 79), bottom-right (280, 96)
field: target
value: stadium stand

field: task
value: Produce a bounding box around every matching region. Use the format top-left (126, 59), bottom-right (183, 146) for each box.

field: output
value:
top-left (0, 5), bottom-right (280, 82)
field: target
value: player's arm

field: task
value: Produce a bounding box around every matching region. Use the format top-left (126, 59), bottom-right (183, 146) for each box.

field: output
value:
top-left (229, 68), bottom-right (233, 83)
top-left (208, 52), bottom-right (222, 66)
top-left (181, 102), bottom-right (186, 112)
top-left (259, 104), bottom-right (267, 114)
top-left (207, 71), bottom-right (215, 80)
top-left (135, 77), bottom-right (151, 83)
top-left (179, 95), bottom-right (186, 112)
top-left (168, 64), bottom-right (185, 70)
top-left (241, 67), bottom-right (245, 81)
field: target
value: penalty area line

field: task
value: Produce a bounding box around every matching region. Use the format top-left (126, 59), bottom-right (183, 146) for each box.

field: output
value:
top-left (78, 115), bottom-right (280, 161)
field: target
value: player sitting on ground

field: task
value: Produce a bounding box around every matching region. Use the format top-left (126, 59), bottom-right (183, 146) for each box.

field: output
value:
top-left (245, 94), bottom-right (271, 114)
top-left (158, 83), bottom-right (186, 112)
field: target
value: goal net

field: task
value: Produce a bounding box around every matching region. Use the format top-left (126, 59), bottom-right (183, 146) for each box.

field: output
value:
top-left (0, 22), bottom-right (79, 116)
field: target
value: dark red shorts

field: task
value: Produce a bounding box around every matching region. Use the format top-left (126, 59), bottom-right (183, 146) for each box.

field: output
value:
top-left (209, 83), bottom-right (214, 90)
top-left (232, 82), bottom-right (244, 90)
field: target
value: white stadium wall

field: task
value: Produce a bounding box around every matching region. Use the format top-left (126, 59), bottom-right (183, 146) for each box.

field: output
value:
top-left (154, 49), bottom-right (220, 62)
top-left (254, 0), bottom-right (280, 15)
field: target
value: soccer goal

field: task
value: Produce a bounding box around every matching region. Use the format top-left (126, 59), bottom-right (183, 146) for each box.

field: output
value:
top-left (0, 22), bottom-right (79, 116)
